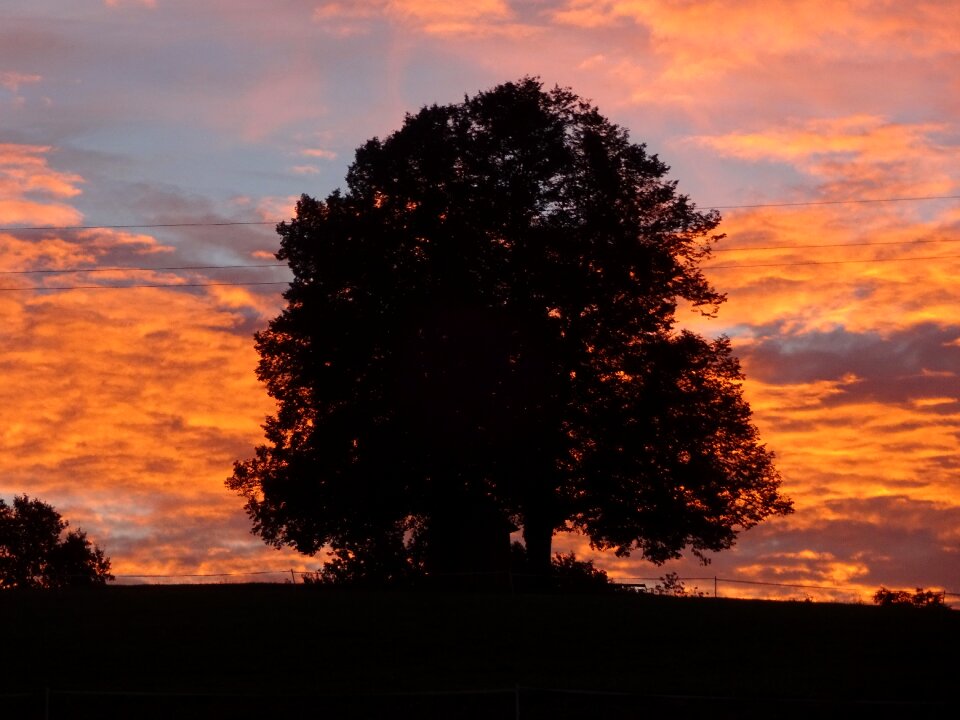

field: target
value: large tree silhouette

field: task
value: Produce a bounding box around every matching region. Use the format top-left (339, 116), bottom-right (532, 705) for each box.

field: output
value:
top-left (229, 78), bottom-right (791, 583)
top-left (0, 495), bottom-right (113, 589)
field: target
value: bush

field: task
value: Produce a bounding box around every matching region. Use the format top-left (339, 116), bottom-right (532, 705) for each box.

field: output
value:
top-left (0, 495), bottom-right (112, 589)
top-left (873, 586), bottom-right (946, 609)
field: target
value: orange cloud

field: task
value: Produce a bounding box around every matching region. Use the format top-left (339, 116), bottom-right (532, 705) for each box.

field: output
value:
top-left (312, 0), bottom-right (528, 36)
top-left (289, 165), bottom-right (321, 175)
top-left (546, 1), bottom-right (959, 110)
top-left (620, 111), bottom-right (960, 598)
top-left (301, 148), bottom-right (338, 160)
top-left (692, 116), bottom-right (958, 199)
top-left (0, 144), bottom-right (303, 578)
top-left (553, 0), bottom-right (959, 60)
top-left (0, 144), bottom-right (84, 226)
top-left (682, 117), bottom-right (960, 336)
top-left (0, 72), bottom-right (42, 92)
top-left (104, 0), bottom-right (157, 8)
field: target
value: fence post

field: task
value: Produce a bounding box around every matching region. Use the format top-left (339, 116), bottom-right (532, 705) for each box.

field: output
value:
top-left (290, 569), bottom-right (296, 584)
top-left (714, 576), bottom-right (718, 598)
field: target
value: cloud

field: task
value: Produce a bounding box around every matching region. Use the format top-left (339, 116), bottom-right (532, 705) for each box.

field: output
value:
top-left (0, 144), bottom-right (84, 226)
top-left (312, 0), bottom-right (527, 36)
top-left (640, 115), bottom-right (960, 599)
top-left (2, 2), bottom-right (958, 597)
top-left (0, 144), bottom-right (302, 576)
top-left (733, 497), bottom-right (960, 590)
top-left (0, 144), bottom-right (84, 198)
top-left (0, 71), bottom-right (42, 92)
top-left (681, 116), bottom-right (960, 339)
top-left (561, 496), bottom-right (960, 602)
top-left (743, 324), bottom-right (960, 388)
top-left (552, 0), bottom-right (960, 61)
top-left (692, 116), bottom-right (959, 199)
top-left (104, 0), bottom-right (157, 8)
top-left (301, 148), bottom-right (337, 160)
top-left (0, 263), bottom-right (306, 576)
top-left (544, 0), bottom-right (959, 116)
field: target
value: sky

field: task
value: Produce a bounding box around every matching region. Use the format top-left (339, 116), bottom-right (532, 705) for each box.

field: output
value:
top-left (1, 0), bottom-right (958, 600)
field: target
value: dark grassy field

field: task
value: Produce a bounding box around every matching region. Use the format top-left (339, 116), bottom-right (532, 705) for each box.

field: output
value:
top-left (1, 584), bottom-right (956, 718)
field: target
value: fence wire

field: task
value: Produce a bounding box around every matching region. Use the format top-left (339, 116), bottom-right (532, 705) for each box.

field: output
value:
top-left (104, 569), bottom-right (958, 607)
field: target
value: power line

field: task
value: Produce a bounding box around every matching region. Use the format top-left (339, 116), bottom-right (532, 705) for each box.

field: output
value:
top-left (0, 193), bottom-right (956, 234)
top-left (614, 575), bottom-right (958, 596)
top-left (113, 569), bottom-right (312, 578)
top-left (0, 220), bottom-right (275, 232)
top-left (101, 569), bottom-right (958, 600)
top-left (2, 252), bottom-right (957, 288)
top-left (1, 249), bottom-right (957, 285)
top-left (705, 193), bottom-right (960, 209)
top-left (0, 263), bottom-right (286, 276)
top-left (712, 236), bottom-right (960, 253)
top-left (704, 253), bottom-right (960, 270)
top-left (0, 238), bottom-right (956, 278)
top-left (0, 280), bottom-right (289, 292)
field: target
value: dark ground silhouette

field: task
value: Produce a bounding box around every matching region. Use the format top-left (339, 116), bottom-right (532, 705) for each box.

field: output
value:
top-left (1, 585), bottom-right (956, 718)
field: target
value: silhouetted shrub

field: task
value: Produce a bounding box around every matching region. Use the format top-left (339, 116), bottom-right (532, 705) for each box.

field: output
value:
top-left (0, 495), bottom-right (112, 589)
top-left (550, 552), bottom-right (624, 592)
top-left (873, 586), bottom-right (946, 609)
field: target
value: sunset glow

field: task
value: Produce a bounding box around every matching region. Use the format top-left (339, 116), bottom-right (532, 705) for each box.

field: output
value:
top-left (1, 0), bottom-right (957, 600)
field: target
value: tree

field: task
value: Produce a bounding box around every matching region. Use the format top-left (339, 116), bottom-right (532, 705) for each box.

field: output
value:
top-left (548, 552), bottom-right (624, 593)
top-left (229, 77), bottom-right (791, 584)
top-left (0, 495), bottom-right (113, 589)
top-left (873, 586), bottom-right (947, 609)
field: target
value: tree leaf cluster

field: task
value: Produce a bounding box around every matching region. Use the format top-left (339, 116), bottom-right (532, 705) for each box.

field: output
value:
top-left (873, 586), bottom-right (947, 609)
top-left (0, 495), bottom-right (113, 589)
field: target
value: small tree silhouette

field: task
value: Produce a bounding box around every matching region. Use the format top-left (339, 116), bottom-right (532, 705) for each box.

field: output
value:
top-left (0, 495), bottom-right (112, 589)
top-left (873, 586), bottom-right (946, 609)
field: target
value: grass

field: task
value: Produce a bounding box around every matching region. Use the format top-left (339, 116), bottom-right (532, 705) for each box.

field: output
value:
top-left (1, 584), bottom-right (956, 718)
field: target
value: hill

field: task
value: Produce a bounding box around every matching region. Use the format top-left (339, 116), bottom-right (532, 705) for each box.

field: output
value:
top-left (1, 584), bottom-right (955, 718)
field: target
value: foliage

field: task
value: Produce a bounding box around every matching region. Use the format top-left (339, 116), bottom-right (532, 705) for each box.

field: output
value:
top-left (0, 495), bottom-right (112, 589)
top-left (873, 586), bottom-right (946, 609)
top-left (549, 552), bottom-right (624, 592)
top-left (654, 571), bottom-right (688, 596)
top-left (651, 571), bottom-right (705, 597)
top-left (303, 543), bottom-right (623, 592)
top-left (303, 533), bottom-right (425, 587)
top-left (228, 77), bottom-right (791, 582)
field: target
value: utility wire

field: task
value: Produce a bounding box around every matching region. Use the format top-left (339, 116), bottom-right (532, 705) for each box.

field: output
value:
top-left (0, 191), bottom-right (955, 280)
top-left (0, 220), bottom-right (275, 232)
top-left (704, 253), bottom-right (960, 270)
top-left (0, 193), bottom-right (956, 234)
top-left (1, 252), bottom-right (957, 287)
top-left (712, 236), bottom-right (960, 253)
top-left (101, 569), bottom-right (958, 600)
top-left (0, 280), bottom-right (289, 292)
top-left (0, 263), bottom-right (287, 276)
top-left (112, 569), bottom-right (314, 578)
top-left (705, 193), bottom-right (960, 210)
top-left (0, 238), bottom-right (956, 277)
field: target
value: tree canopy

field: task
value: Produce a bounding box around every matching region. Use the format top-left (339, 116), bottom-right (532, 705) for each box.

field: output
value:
top-left (229, 77), bottom-right (791, 583)
top-left (0, 495), bottom-right (113, 589)
top-left (873, 586), bottom-right (947, 609)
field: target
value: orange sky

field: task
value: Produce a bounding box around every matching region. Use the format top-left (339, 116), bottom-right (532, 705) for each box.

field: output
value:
top-left (1, 0), bottom-right (958, 600)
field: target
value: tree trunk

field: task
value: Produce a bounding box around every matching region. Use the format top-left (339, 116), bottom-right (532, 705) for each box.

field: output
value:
top-left (425, 498), bottom-right (512, 589)
top-left (522, 511), bottom-right (553, 588)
